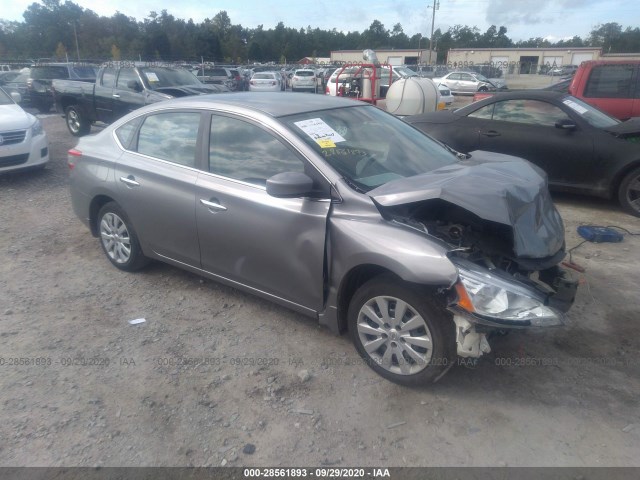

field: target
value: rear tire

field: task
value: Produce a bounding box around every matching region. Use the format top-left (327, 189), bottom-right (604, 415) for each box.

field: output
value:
top-left (348, 274), bottom-right (456, 386)
top-left (97, 202), bottom-right (150, 272)
top-left (65, 105), bottom-right (90, 136)
top-left (618, 166), bottom-right (640, 217)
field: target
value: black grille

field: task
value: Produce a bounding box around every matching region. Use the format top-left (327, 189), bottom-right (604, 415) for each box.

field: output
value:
top-left (0, 153), bottom-right (29, 167)
top-left (0, 130), bottom-right (27, 146)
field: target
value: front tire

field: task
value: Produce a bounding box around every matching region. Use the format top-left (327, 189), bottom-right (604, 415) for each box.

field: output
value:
top-left (618, 166), bottom-right (640, 217)
top-left (97, 202), bottom-right (149, 271)
top-left (348, 275), bottom-right (455, 386)
top-left (65, 105), bottom-right (90, 136)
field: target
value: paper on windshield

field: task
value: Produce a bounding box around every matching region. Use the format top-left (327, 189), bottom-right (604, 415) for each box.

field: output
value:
top-left (294, 118), bottom-right (345, 147)
top-left (144, 72), bottom-right (160, 82)
top-left (562, 99), bottom-right (588, 114)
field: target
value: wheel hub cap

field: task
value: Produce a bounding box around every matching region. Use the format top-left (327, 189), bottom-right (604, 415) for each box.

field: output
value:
top-left (356, 296), bottom-right (433, 376)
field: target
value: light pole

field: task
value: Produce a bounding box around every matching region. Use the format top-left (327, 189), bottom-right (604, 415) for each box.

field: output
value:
top-left (428, 0), bottom-right (439, 65)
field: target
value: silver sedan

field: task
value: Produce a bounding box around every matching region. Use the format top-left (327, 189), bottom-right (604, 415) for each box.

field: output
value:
top-left (69, 92), bottom-right (576, 385)
top-left (248, 72), bottom-right (282, 92)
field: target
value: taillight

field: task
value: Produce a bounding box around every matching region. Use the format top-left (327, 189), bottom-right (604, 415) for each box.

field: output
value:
top-left (325, 86), bottom-right (329, 94)
top-left (271, 81), bottom-right (276, 86)
top-left (68, 148), bottom-right (82, 170)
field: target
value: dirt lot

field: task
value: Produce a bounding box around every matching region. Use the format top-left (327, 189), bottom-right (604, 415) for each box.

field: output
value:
top-left (1, 106), bottom-right (639, 468)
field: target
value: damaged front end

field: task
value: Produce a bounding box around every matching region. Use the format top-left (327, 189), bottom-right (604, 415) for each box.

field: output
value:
top-left (370, 153), bottom-right (579, 358)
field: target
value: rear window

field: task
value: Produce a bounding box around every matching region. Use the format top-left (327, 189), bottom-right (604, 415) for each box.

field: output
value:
top-left (253, 73), bottom-right (276, 79)
top-left (295, 70), bottom-right (315, 77)
top-left (31, 66), bottom-right (69, 79)
top-left (584, 64), bottom-right (635, 99)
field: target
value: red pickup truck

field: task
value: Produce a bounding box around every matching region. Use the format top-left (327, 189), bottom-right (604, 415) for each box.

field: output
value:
top-left (569, 60), bottom-right (640, 120)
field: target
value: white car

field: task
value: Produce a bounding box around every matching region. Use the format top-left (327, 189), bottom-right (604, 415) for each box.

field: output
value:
top-left (437, 83), bottom-right (454, 106)
top-left (249, 72), bottom-right (282, 92)
top-left (0, 88), bottom-right (49, 173)
top-left (290, 69), bottom-right (317, 92)
top-left (325, 66), bottom-right (396, 96)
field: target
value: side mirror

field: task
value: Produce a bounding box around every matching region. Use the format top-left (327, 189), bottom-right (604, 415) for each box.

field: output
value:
top-left (127, 80), bottom-right (142, 92)
top-left (555, 119), bottom-right (576, 130)
top-left (10, 91), bottom-right (21, 103)
top-left (266, 172), bottom-right (314, 198)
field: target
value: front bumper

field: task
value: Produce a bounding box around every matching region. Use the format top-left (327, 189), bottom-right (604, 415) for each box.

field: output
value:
top-left (0, 131), bottom-right (49, 173)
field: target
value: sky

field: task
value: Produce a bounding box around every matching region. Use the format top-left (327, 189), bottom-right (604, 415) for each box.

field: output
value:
top-left (2, 0), bottom-right (640, 43)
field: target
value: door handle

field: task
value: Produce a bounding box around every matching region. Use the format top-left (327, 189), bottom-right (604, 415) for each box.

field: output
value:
top-left (480, 130), bottom-right (501, 137)
top-left (112, 94), bottom-right (120, 98)
top-left (119, 176), bottom-right (140, 187)
top-left (200, 198), bottom-right (227, 212)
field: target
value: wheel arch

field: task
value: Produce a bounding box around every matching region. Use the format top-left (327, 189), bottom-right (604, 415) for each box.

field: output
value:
top-left (334, 265), bottom-right (449, 334)
top-left (610, 160), bottom-right (640, 199)
top-left (89, 195), bottom-right (116, 237)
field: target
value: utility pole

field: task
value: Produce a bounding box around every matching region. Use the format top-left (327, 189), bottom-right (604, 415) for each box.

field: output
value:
top-left (428, 0), bottom-right (439, 65)
top-left (72, 21), bottom-right (80, 62)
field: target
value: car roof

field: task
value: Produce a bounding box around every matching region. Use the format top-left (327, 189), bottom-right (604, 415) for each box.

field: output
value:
top-left (456, 90), bottom-right (569, 113)
top-left (141, 91), bottom-right (365, 118)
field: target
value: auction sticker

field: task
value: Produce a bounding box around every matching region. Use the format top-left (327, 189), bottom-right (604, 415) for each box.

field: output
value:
top-left (294, 118), bottom-right (345, 147)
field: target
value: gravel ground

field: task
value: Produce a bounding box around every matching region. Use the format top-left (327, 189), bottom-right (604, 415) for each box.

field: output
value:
top-left (0, 109), bottom-right (639, 468)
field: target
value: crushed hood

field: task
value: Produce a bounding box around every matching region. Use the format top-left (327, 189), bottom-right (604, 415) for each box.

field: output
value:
top-left (369, 151), bottom-right (565, 259)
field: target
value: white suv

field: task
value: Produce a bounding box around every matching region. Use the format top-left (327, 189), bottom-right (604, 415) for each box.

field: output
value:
top-left (290, 69), bottom-right (316, 92)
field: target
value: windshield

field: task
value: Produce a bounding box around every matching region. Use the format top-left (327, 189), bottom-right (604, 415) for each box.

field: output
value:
top-left (474, 73), bottom-right (489, 82)
top-left (561, 95), bottom-right (619, 128)
top-left (139, 67), bottom-right (200, 89)
top-left (283, 105), bottom-right (458, 192)
top-left (394, 67), bottom-right (417, 77)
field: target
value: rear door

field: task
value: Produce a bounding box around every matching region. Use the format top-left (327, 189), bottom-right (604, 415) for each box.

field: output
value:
top-left (113, 110), bottom-right (203, 265)
top-left (194, 113), bottom-right (330, 311)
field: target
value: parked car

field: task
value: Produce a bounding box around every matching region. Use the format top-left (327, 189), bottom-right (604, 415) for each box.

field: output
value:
top-left (471, 77), bottom-right (572, 102)
top-left (290, 69), bottom-right (317, 92)
top-left (0, 87), bottom-right (49, 173)
top-left (437, 84), bottom-right (454, 106)
top-left (569, 60), bottom-right (640, 120)
top-left (1, 70), bottom-right (30, 101)
top-left (0, 71), bottom-right (21, 86)
top-left (434, 71), bottom-right (500, 95)
top-left (24, 63), bottom-right (97, 113)
top-left (249, 71), bottom-right (282, 92)
top-left (406, 90), bottom-right (640, 216)
top-left (193, 66), bottom-right (240, 91)
top-left (53, 64), bottom-right (222, 136)
top-left (69, 92), bottom-right (577, 385)
top-left (325, 66), bottom-right (397, 98)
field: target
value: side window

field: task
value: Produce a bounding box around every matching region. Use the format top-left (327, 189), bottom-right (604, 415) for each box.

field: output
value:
top-left (116, 68), bottom-right (139, 91)
top-left (468, 104), bottom-right (494, 120)
top-left (136, 112), bottom-right (200, 167)
top-left (491, 99), bottom-right (572, 126)
top-left (101, 68), bottom-right (116, 88)
top-left (209, 115), bottom-right (305, 186)
top-left (448, 73), bottom-right (459, 81)
top-left (115, 117), bottom-right (142, 149)
top-left (584, 65), bottom-right (634, 99)
top-left (460, 74), bottom-right (473, 81)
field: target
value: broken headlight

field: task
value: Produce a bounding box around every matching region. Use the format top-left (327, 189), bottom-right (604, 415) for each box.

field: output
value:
top-left (453, 259), bottom-right (564, 327)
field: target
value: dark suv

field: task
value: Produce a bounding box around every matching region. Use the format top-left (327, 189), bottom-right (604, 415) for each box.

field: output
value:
top-left (24, 63), bottom-right (97, 112)
top-left (192, 66), bottom-right (241, 91)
